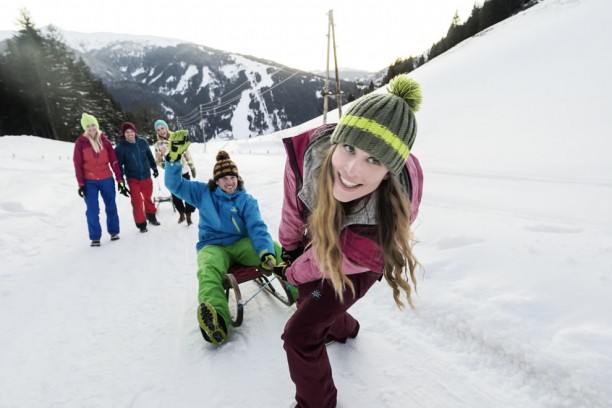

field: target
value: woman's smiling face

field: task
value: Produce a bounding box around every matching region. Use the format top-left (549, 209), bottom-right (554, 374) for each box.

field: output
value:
top-left (330, 144), bottom-right (389, 203)
top-left (85, 123), bottom-right (97, 137)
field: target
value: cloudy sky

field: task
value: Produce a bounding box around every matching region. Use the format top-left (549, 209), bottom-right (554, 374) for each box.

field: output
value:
top-left (1, 0), bottom-right (478, 72)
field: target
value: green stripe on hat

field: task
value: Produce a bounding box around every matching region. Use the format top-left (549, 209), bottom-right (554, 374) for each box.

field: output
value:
top-left (330, 75), bottom-right (421, 175)
top-left (338, 114), bottom-right (410, 161)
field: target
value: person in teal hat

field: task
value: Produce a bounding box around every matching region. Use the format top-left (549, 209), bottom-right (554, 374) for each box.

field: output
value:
top-left (153, 120), bottom-right (197, 225)
top-left (73, 113), bottom-right (130, 246)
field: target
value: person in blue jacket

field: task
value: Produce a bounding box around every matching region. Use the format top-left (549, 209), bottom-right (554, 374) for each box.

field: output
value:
top-left (114, 122), bottom-right (160, 232)
top-left (165, 143), bottom-right (282, 345)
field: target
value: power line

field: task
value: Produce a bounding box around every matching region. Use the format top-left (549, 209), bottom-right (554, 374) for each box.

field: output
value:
top-left (175, 69), bottom-right (302, 133)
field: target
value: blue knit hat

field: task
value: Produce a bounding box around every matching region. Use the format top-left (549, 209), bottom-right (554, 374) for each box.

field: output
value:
top-left (154, 120), bottom-right (169, 131)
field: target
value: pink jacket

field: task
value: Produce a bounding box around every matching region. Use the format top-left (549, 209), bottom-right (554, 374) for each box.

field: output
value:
top-left (279, 125), bottom-right (423, 285)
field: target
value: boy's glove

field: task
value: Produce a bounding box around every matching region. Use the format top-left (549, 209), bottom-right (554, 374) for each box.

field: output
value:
top-left (118, 181), bottom-right (130, 197)
top-left (191, 167), bottom-right (196, 178)
top-left (260, 253), bottom-right (276, 271)
top-left (166, 130), bottom-right (190, 162)
top-left (152, 168), bottom-right (159, 178)
top-left (78, 185), bottom-right (86, 198)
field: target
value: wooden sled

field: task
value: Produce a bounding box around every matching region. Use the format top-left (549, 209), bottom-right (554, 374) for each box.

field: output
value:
top-left (223, 264), bottom-right (296, 327)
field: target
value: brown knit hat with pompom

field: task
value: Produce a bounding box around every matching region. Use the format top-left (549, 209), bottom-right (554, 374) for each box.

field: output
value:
top-left (213, 151), bottom-right (239, 181)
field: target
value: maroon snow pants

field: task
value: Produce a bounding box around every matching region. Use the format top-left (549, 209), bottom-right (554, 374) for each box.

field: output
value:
top-left (282, 271), bottom-right (380, 408)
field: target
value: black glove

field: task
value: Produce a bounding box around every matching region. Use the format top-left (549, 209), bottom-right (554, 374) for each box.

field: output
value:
top-left (282, 247), bottom-right (304, 263)
top-left (78, 185), bottom-right (86, 198)
top-left (118, 181), bottom-right (130, 197)
top-left (272, 262), bottom-right (290, 281)
top-left (152, 168), bottom-right (159, 178)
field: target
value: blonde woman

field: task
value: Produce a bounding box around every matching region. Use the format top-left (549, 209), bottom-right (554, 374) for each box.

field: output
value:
top-left (73, 113), bottom-right (129, 246)
top-left (278, 75), bottom-right (424, 408)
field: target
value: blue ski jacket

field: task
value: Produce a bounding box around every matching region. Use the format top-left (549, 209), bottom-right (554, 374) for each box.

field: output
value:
top-left (114, 136), bottom-right (156, 180)
top-left (164, 159), bottom-right (275, 256)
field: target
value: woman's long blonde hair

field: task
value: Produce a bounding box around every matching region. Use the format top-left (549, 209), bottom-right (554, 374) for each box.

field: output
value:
top-left (85, 128), bottom-right (103, 154)
top-left (308, 146), bottom-right (419, 309)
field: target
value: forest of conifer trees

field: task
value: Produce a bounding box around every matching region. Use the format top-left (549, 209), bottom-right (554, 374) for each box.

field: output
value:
top-left (383, 0), bottom-right (532, 83)
top-left (0, 11), bottom-right (125, 142)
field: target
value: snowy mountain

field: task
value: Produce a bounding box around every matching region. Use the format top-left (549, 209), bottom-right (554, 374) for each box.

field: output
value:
top-left (49, 28), bottom-right (364, 140)
top-left (312, 67), bottom-right (385, 85)
top-left (0, 27), bottom-right (365, 140)
top-left (1, 0), bottom-right (611, 407)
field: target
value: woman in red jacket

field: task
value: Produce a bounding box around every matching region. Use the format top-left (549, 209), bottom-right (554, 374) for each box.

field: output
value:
top-left (73, 113), bottom-right (129, 246)
top-left (278, 75), bottom-right (423, 408)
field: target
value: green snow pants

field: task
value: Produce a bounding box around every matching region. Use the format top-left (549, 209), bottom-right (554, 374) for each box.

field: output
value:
top-left (196, 237), bottom-right (282, 327)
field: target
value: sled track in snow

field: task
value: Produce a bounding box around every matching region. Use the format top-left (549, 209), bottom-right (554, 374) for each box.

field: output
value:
top-left (415, 289), bottom-right (610, 408)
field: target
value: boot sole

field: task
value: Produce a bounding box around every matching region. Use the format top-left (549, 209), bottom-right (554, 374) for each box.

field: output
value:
top-left (197, 303), bottom-right (226, 345)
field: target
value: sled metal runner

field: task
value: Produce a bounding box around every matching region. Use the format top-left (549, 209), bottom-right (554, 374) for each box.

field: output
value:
top-left (223, 264), bottom-right (296, 327)
top-left (154, 179), bottom-right (175, 211)
top-left (154, 195), bottom-right (173, 211)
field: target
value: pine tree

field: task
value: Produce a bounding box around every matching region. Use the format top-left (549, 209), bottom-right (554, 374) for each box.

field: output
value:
top-left (0, 44), bottom-right (30, 135)
top-left (3, 11), bottom-right (51, 137)
top-left (0, 9), bottom-right (125, 141)
top-left (446, 11), bottom-right (463, 47)
top-left (383, 0), bottom-right (527, 80)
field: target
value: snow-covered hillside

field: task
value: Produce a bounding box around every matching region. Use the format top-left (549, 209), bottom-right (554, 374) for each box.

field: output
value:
top-left (1, 0), bottom-right (611, 407)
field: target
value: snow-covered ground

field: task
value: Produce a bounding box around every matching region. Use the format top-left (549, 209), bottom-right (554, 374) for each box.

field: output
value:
top-left (1, 0), bottom-right (611, 407)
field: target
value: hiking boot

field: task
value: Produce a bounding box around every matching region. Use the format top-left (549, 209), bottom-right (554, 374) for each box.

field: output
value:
top-left (178, 212), bottom-right (186, 223)
top-left (186, 212), bottom-right (193, 226)
top-left (146, 213), bottom-right (160, 226)
top-left (110, 234), bottom-right (120, 241)
top-left (136, 222), bottom-right (148, 233)
top-left (91, 240), bottom-right (101, 247)
top-left (197, 302), bottom-right (227, 345)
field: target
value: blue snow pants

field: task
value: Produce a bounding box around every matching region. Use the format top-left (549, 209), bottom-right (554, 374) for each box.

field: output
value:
top-left (83, 177), bottom-right (120, 240)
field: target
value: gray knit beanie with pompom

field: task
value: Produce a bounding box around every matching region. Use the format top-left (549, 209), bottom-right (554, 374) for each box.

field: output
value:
top-left (330, 74), bottom-right (422, 175)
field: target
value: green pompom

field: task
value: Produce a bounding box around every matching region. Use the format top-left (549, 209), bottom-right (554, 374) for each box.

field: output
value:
top-left (387, 75), bottom-right (422, 112)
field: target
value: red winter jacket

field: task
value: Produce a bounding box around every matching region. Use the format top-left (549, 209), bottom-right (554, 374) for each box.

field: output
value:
top-left (73, 133), bottom-right (123, 186)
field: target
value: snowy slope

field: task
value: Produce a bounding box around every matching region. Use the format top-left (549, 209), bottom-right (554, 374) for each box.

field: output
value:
top-left (1, 0), bottom-right (611, 407)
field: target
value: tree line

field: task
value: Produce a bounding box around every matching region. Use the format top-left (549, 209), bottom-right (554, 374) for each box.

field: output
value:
top-left (383, 0), bottom-right (532, 84)
top-left (0, 10), bottom-right (128, 142)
